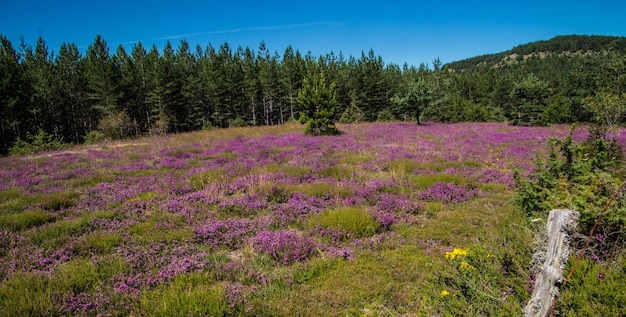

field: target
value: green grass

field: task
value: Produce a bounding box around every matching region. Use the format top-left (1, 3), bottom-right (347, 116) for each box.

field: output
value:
top-left (189, 168), bottom-right (226, 190)
top-left (0, 256), bottom-right (129, 317)
top-left (309, 207), bottom-right (380, 238)
top-left (140, 274), bottom-right (227, 317)
top-left (82, 231), bottom-right (124, 254)
top-left (36, 191), bottom-right (77, 211)
top-left (0, 272), bottom-right (56, 316)
top-left (556, 258), bottom-right (626, 316)
top-left (129, 212), bottom-right (193, 244)
top-left (27, 210), bottom-right (117, 248)
top-left (0, 209), bottom-right (54, 231)
top-left (409, 173), bottom-right (469, 189)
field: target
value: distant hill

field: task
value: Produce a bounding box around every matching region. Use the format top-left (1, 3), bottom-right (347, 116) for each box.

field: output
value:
top-left (445, 35), bottom-right (626, 72)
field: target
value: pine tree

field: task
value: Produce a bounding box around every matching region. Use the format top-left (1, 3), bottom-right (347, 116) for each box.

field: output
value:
top-left (297, 70), bottom-right (339, 135)
top-left (84, 35), bottom-right (119, 117)
top-left (54, 42), bottom-right (89, 142)
top-left (509, 73), bottom-right (550, 126)
top-left (391, 78), bottom-right (432, 125)
top-left (0, 35), bottom-right (24, 154)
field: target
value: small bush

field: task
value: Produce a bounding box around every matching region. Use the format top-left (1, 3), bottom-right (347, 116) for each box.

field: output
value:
top-left (9, 129), bottom-right (71, 156)
top-left (251, 230), bottom-right (318, 265)
top-left (202, 120), bottom-right (216, 131)
top-left (97, 111), bottom-right (137, 140)
top-left (229, 117), bottom-right (248, 128)
top-left (83, 130), bottom-right (107, 144)
top-left (376, 109), bottom-right (396, 122)
top-left (420, 182), bottom-right (477, 204)
top-left (338, 102), bottom-right (365, 123)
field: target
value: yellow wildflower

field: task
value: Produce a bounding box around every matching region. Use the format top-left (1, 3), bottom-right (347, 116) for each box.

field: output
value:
top-left (445, 248), bottom-right (467, 260)
top-left (440, 290), bottom-right (449, 297)
top-left (460, 261), bottom-right (475, 271)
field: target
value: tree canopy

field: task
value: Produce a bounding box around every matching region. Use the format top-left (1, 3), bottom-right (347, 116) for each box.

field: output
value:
top-left (1, 34), bottom-right (625, 154)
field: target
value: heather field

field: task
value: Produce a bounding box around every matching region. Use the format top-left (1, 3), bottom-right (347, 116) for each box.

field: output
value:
top-left (1, 122), bottom-right (620, 316)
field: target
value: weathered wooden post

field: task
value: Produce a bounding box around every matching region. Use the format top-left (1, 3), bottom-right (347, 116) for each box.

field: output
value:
top-left (523, 209), bottom-right (579, 317)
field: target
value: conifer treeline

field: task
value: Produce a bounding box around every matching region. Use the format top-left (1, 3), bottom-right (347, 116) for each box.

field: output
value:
top-left (1, 34), bottom-right (624, 155)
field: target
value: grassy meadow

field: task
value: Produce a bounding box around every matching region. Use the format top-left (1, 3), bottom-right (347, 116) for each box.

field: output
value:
top-left (0, 122), bottom-right (623, 316)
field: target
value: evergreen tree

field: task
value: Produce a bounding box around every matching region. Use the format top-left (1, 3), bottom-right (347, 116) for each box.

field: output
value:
top-left (0, 35), bottom-right (25, 154)
top-left (297, 70), bottom-right (339, 135)
top-left (391, 78), bottom-right (432, 124)
top-left (281, 46), bottom-right (305, 121)
top-left (509, 73), bottom-right (550, 126)
top-left (54, 42), bottom-right (88, 142)
top-left (242, 47), bottom-right (260, 126)
top-left (84, 35), bottom-right (119, 117)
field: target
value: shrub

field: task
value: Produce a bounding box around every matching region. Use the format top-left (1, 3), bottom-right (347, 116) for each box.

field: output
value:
top-left (194, 218), bottom-right (256, 249)
top-left (84, 130), bottom-right (107, 144)
top-left (97, 111), bottom-right (137, 140)
top-left (420, 182), bottom-right (477, 204)
top-left (148, 112), bottom-right (170, 136)
top-left (338, 101), bottom-right (365, 124)
top-left (9, 129), bottom-right (71, 156)
top-left (514, 128), bottom-right (626, 233)
top-left (251, 230), bottom-right (318, 265)
top-left (376, 109), bottom-right (396, 122)
top-left (229, 117), bottom-right (248, 128)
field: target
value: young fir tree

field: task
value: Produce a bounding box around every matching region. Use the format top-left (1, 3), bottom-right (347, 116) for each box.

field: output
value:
top-left (297, 70), bottom-right (339, 136)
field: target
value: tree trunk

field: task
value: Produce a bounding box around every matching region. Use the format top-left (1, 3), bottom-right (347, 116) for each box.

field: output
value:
top-left (523, 209), bottom-right (579, 317)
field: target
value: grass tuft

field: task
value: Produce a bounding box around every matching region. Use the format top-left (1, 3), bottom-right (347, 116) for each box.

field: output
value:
top-left (0, 209), bottom-right (54, 231)
top-left (310, 207), bottom-right (380, 238)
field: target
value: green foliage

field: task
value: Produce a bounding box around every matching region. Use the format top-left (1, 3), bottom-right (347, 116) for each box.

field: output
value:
top-left (9, 129), bottom-right (71, 156)
top-left (556, 258), bottom-right (626, 316)
top-left (228, 117), bottom-right (248, 128)
top-left (202, 120), bottom-right (216, 131)
top-left (148, 111), bottom-right (171, 136)
top-left (304, 117), bottom-right (339, 136)
top-left (391, 78), bottom-right (432, 124)
top-left (82, 232), bottom-right (124, 254)
top-left (338, 101), bottom-right (365, 124)
top-left (297, 71), bottom-right (339, 136)
top-left (84, 130), bottom-right (107, 144)
top-left (514, 127), bottom-right (626, 233)
top-left (0, 272), bottom-right (57, 316)
top-left (27, 212), bottom-right (110, 248)
top-left (583, 91), bottom-right (626, 129)
top-left (0, 256), bottom-right (129, 317)
top-left (544, 94), bottom-right (571, 124)
top-left (376, 109), bottom-right (396, 122)
top-left (509, 73), bottom-right (550, 126)
top-left (97, 111), bottom-right (137, 140)
top-left (189, 169), bottom-right (225, 190)
top-left (3, 34), bottom-right (626, 155)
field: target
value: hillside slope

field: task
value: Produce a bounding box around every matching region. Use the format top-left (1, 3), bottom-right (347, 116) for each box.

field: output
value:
top-left (446, 35), bottom-right (626, 72)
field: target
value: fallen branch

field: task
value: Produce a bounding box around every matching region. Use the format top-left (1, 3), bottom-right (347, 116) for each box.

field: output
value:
top-left (523, 209), bottom-right (579, 317)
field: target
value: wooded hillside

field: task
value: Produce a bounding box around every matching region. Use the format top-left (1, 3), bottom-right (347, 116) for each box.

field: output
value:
top-left (1, 34), bottom-right (625, 155)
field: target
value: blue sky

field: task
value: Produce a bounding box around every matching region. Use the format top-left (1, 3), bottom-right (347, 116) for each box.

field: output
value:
top-left (1, 0), bottom-right (625, 67)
